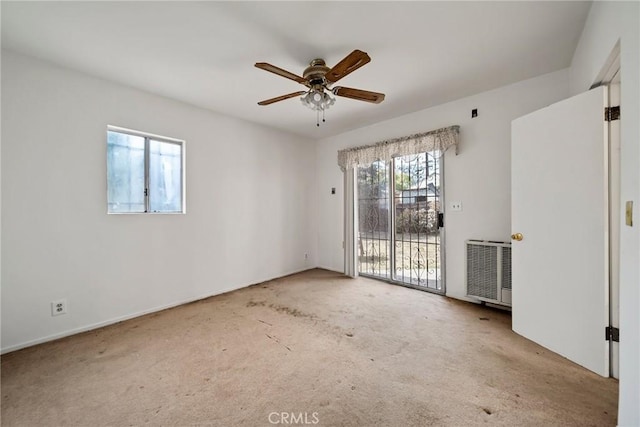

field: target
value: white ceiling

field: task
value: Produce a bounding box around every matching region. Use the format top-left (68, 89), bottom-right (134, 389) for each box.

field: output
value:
top-left (1, 1), bottom-right (591, 139)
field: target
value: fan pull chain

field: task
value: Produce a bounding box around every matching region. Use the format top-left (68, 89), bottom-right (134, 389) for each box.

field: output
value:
top-left (316, 109), bottom-right (320, 127)
top-left (322, 108), bottom-right (326, 123)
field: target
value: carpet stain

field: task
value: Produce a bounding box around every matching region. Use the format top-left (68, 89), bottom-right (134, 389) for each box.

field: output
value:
top-left (268, 303), bottom-right (315, 319)
top-left (246, 300), bottom-right (266, 307)
top-left (246, 300), bottom-right (315, 320)
top-left (482, 407), bottom-right (493, 415)
top-left (265, 334), bottom-right (292, 352)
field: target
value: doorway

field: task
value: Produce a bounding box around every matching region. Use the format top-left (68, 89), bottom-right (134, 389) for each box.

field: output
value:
top-left (357, 152), bottom-right (444, 293)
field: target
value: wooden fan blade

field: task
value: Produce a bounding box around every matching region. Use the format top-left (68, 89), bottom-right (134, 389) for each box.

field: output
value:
top-left (332, 86), bottom-right (385, 104)
top-left (325, 50), bottom-right (371, 83)
top-left (255, 62), bottom-right (307, 85)
top-left (258, 91), bottom-right (307, 106)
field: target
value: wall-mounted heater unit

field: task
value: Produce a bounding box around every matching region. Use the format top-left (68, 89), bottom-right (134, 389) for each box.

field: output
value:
top-left (466, 240), bottom-right (511, 307)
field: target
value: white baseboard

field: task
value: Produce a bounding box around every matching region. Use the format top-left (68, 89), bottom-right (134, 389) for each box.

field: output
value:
top-left (316, 265), bottom-right (344, 274)
top-left (1, 267), bottom-right (316, 355)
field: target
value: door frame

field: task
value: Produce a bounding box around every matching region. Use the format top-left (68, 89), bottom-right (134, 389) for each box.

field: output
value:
top-left (602, 59), bottom-right (621, 379)
top-left (607, 74), bottom-right (621, 379)
top-left (591, 42), bottom-right (620, 379)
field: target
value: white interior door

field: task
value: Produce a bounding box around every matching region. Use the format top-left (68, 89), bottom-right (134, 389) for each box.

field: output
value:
top-left (511, 86), bottom-right (609, 377)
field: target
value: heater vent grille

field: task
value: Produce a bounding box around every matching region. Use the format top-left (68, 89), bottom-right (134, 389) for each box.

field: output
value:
top-left (502, 247), bottom-right (512, 290)
top-left (466, 244), bottom-right (498, 300)
top-left (466, 240), bottom-right (511, 306)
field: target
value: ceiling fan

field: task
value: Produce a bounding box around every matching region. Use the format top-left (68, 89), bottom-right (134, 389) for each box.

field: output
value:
top-left (255, 49), bottom-right (385, 126)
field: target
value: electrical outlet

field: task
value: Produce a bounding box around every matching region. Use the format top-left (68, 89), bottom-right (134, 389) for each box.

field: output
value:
top-left (51, 299), bottom-right (67, 316)
top-left (450, 201), bottom-right (463, 211)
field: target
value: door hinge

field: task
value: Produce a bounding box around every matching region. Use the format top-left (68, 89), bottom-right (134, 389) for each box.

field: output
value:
top-left (438, 212), bottom-right (444, 228)
top-left (605, 326), bottom-right (619, 342)
top-left (605, 106), bottom-right (620, 121)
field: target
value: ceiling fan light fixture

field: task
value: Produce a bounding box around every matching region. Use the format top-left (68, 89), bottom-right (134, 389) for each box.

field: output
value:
top-left (301, 89), bottom-right (336, 112)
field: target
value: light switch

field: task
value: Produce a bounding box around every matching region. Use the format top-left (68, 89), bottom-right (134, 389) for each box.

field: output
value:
top-left (626, 201), bottom-right (633, 226)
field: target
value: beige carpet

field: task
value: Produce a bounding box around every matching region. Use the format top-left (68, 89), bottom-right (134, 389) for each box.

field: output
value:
top-left (1, 269), bottom-right (617, 426)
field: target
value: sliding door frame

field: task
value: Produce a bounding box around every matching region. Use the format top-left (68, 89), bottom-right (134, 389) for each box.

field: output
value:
top-left (344, 168), bottom-right (358, 278)
top-left (352, 152), bottom-right (446, 295)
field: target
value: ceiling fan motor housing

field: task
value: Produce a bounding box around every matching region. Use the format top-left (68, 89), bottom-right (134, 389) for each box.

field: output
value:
top-left (303, 59), bottom-right (330, 86)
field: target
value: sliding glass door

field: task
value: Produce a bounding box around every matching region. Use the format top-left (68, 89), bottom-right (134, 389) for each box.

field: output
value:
top-left (393, 152), bottom-right (443, 291)
top-left (357, 152), bottom-right (444, 293)
top-left (357, 160), bottom-right (391, 279)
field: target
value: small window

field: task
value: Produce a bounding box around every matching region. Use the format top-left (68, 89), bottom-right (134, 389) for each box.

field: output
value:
top-left (107, 126), bottom-right (185, 213)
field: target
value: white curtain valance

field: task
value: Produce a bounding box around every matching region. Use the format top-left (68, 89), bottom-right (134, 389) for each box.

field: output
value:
top-left (337, 125), bottom-right (460, 171)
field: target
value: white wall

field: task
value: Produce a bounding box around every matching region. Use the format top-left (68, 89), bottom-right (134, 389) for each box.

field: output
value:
top-left (315, 69), bottom-right (570, 301)
top-left (0, 51), bottom-right (318, 353)
top-left (0, 40), bottom-right (3, 350)
top-left (570, 2), bottom-right (640, 425)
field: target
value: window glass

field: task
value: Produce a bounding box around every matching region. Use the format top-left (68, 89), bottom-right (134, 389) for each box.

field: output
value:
top-left (107, 131), bottom-right (145, 213)
top-left (149, 139), bottom-right (182, 213)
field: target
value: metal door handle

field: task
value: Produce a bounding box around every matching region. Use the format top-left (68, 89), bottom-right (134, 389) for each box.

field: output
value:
top-left (511, 233), bottom-right (523, 241)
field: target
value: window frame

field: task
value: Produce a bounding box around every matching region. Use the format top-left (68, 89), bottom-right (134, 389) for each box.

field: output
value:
top-left (107, 125), bottom-right (186, 214)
